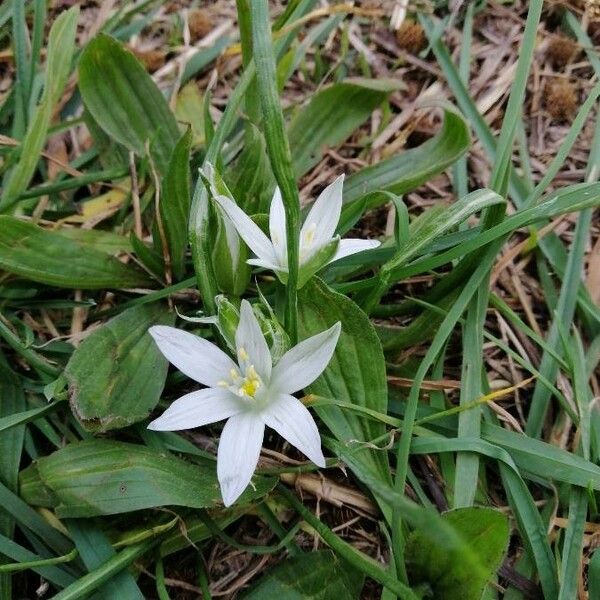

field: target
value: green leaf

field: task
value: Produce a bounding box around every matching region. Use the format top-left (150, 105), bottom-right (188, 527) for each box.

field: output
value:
top-left (242, 550), bottom-right (364, 599)
top-left (160, 129), bottom-right (192, 281)
top-left (341, 108), bottom-right (470, 222)
top-left (0, 216), bottom-right (151, 289)
top-left (0, 365), bottom-right (25, 599)
top-left (1, 6), bottom-right (79, 210)
top-left (67, 520), bottom-right (144, 599)
top-left (57, 228), bottom-right (133, 255)
top-left (288, 78), bottom-right (396, 177)
top-left (297, 278), bottom-right (392, 509)
top-left (407, 508), bottom-right (509, 600)
top-left (19, 439), bottom-right (275, 517)
top-left (226, 122), bottom-right (274, 214)
top-left (387, 189), bottom-right (505, 273)
top-left (65, 303), bottom-right (174, 432)
top-left (78, 34), bottom-right (180, 174)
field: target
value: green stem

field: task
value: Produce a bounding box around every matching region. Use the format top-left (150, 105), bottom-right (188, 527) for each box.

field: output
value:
top-left (250, 0), bottom-right (300, 343)
top-left (0, 548), bottom-right (78, 573)
top-left (50, 538), bottom-right (159, 600)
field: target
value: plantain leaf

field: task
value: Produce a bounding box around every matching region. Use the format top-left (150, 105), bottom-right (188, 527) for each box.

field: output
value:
top-left (65, 303), bottom-right (174, 432)
top-left (1, 6), bottom-right (79, 210)
top-left (297, 278), bottom-right (392, 508)
top-left (288, 78), bottom-right (398, 177)
top-left (407, 507), bottom-right (509, 600)
top-left (78, 34), bottom-right (181, 174)
top-left (0, 216), bottom-right (151, 289)
top-left (340, 109), bottom-right (470, 229)
top-left (19, 439), bottom-right (275, 517)
top-left (242, 550), bottom-right (363, 599)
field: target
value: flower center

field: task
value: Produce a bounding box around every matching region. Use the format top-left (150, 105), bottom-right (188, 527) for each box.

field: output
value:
top-left (218, 347), bottom-right (263, 400)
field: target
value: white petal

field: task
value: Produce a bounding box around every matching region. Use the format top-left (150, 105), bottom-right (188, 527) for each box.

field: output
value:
top-left (148, 387), bottom-right (243, 431)
top-left (269, 187), bottom-right (288, 266)
top-left (270, 322), bottom-right (341, 394)
top-left (217, 412), bottom-right (265, 506)
top-left (213, 193), bottom-right (278, 265)
top-left (262, 394), bottom-right (325, 467)
top-left (300, 174), bottom-right (344, 256)
top-left (149, 326), bottom-right (237, 387)
top-left (235, 300), bottom-right (272, 381)
top-left (330, 238), bottom-right (381, 263)
top-left (247, 258), bottom-right (286, 272)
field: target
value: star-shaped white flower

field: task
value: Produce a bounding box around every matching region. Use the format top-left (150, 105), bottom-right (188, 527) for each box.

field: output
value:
top-left (212, 173), bottom-right (380, 285)
top-left (148, 300), bottom-right (341, 507)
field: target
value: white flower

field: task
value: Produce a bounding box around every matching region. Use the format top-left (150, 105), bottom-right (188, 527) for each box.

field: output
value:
top-left (211, 173), bottom-right (381, 284)
top-left (148, 300), bottom-right (341, 507)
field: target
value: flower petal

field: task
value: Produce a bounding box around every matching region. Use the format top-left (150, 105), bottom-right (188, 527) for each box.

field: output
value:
top-left (214, 193), bottom-right (278, 265)
top-left (270, 322), bottom-right (341, 394)
top-left (235, 300), bottom-right (272, 381)
top-left (148, 387), bottom-right (243, 431)
top-left (149, 325), bottom-right (236, 387)
top-left (217, 412), bottom-right (265, 507)
top-left (330, 238), bottom-right (381, 263)
top-left (262, 394), bottom-right (325, 467)
top-left (300, 174), bottom-right (344, 257)
top-left (247, 258), bottom-right (286, 272)
top-left (269, 187), bottom-right (288, 266)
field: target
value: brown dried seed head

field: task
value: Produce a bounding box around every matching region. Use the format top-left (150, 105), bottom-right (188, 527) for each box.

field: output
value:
top-left (129, 48), bottom-right (166, 72)
top-left (395, 19), bottom-right (426, 54)
top-left (545, 79), bottom-right (578, 121)
top-left (546, 36), bottom-right (579, 68)
top-left (189, 9), bottom-right (213, 41)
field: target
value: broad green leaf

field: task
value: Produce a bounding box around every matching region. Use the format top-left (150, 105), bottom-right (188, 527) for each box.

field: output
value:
top-left (297, 278), bottom-right (392, 507)
top-left (289, 78), bottom-right (397, 176)
top-left (78, 34), bottom-right (180, 174)
top-left (174, 82), bottom-right (205, 146)
top-left (160, 129), bottom-right (192, 281)
top-left (19, 439), bottom-right (275, 517)
top-left (407, 508), bottom-right (509, 600)
top-left (340, 109), bottom-right (470, 228)
top-left (57, 228), bottom-right (133, 255)
top-left (0, 216), bottom-right (150, 289)
top-left (1, 6), bottom-right (79, 210)
top-left (242, 550), bottom-right (363, 599)
top-left (65, 303), bottom-right (173, 432)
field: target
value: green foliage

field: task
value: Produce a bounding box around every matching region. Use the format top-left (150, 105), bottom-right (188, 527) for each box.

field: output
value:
top-left (78, 34), bottom-right (181, 174)
top-left (1, 6), bottom-right (79, 210)
top-left (407, 508), bottom-right (509, 600)
top-left (64, 303), bottom-right (174, 432)
top-left (288, 78), bottom-right (397, 176)
top-left (20, 439), bottom-right (276, 517)
top-left (0, 1), bottom-right (599, 597)
top-left (243, 551), bottom-right (364, 599)
top-left (0, 217), bottom-right (151, 289)
top-left (297, 278), bottom-right (392, 506)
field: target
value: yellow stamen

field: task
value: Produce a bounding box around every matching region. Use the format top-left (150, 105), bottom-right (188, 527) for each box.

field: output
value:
top-left (238, 347), bottom-right (249, 361)
top-left (240, 378), bottom-right (260, 397)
